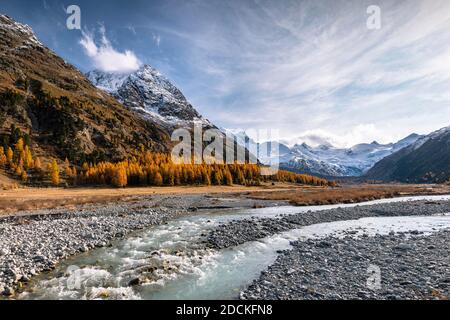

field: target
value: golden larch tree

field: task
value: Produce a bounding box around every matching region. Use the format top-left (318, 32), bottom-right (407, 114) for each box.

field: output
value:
top-left (50, 160), bottom-right (60, 186)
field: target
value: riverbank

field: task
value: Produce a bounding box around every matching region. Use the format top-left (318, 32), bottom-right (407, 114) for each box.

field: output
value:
top-left (247, 183), bottom-right (450, 206)
top-left (0, 203), bottom-right (177, 296)
top-left (0, 184), bottom-right (292, 215)
top-left (241, 229), bottom-right (450, 300)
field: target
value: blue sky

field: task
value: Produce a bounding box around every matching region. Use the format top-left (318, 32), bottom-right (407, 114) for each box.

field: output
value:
top-left (2, 0), bottom-right (450, 147)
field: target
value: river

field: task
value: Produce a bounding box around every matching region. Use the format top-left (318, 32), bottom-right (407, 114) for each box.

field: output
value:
top-left (19, 195), bottom-right (450, 300)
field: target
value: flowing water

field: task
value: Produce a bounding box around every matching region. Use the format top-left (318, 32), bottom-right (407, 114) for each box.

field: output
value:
top-left (19, 195), bottom-right (450, 300)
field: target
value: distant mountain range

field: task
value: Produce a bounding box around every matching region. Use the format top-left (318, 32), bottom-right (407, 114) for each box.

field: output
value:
top-left (239, 126), bottom-right (449, 183)
top-left (238, 133), bottom-right (420, 177)
top-left (220, 94), bottom-right (449, 184)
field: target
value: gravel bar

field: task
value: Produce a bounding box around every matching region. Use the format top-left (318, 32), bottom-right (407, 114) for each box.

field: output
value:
top-left (207, 200), bottom-right (450, 249)
top-left (241, 230), bottom-right (450, 300)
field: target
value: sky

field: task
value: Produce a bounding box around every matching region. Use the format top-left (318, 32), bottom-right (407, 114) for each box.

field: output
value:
top-left (1, 0), bottom-right (450, 147)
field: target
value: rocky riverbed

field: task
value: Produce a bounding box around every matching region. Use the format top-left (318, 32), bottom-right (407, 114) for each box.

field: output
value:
top-left (1, 195), bottom-right (449, 300)
top-left (207, 200), bottom-right (450, 249)
top-left (0, 202), bottom-right (183, 297)
top-left (0, 193), bottom-right (282, 298)
top-left (241, 230), bottom-right (450, 300)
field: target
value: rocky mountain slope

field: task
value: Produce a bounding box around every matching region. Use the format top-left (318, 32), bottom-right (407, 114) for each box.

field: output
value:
top-left (88, 68), bottom-right (253, 163)
top-left (0, 14), bottom-right (170, 164)
top-left (87, 66), bottom-right (210, 127)
top-left (365, 126), bottom-right (450, 183)
top-left (256, 134), bottom-right (421, 177)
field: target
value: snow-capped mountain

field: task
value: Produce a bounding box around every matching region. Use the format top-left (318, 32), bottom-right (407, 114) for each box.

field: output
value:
top-left (87, 65), bottom-right (210, 127)
top-left (86, 70), bottom-right (129, 93)
top-left (221, 129), bottom-right (257, 148)
top-left (0, 14), bottom-right (43, 48)
top-left (409, 125), bottom-right (450, 151)
top-left (0, 14), bottom-right (172, 162)
top-left (257, 134), bottom-right (422, 177)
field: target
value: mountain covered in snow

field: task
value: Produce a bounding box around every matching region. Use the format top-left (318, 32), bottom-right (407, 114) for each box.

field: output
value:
top-left (366, 126), bottom-right (450, 183)
top-left (87, 66), bottom-right (210, 127)
top-left (0, 14), bottom-right (171, 163)
top-left (255, 134), bottom-right (422, 177)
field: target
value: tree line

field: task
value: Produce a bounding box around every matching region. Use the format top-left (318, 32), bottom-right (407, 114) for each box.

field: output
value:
top-left (69, 151), bottom-right (331, 188)
top-left (0, 128), bottom-right (332, 188)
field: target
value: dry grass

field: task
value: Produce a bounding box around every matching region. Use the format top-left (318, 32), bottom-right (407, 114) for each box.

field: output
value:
top-left (0, 183), bottom-right (296, 215)
top-left (0, 183), bottom-right (449, 216)
top-left (0, 171), bottom-right (19, 190)
top-left (248, 184), bottom-right (450, 206)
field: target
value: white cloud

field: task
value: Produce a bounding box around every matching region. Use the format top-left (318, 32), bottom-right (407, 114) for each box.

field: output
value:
top-left (280, 124), bottom-right (392, 148)
top-left (79, 27), bottom-right (141, 73)
top-left (281, 129), bottom-right (342, 148)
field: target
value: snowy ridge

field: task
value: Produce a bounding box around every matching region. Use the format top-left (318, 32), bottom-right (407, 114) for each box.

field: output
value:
top-left (256, 134), bottom-right (422, 177)
top-left (86, 70), bottom-right (129, 93)
top-left (410, 125), bottom-right (450, 150)
top-left (221, 130), bottom-right (421, 177)
top-left (365, 125), bottom-right (450, 182)
top-left (0, 14), bottom-right (43, 48)
top-left (87, 65), bottom-right (211, 127)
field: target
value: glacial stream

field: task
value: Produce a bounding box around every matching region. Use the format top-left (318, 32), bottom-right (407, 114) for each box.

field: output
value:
top-left (19, 195), bottom-right (450, 300)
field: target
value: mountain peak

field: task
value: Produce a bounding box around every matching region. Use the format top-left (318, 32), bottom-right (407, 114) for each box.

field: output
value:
top-left (140, 64), bottom-right (160, 75)
top-left (86, 69), bottom-right (129, 93)
top-left (87, 64), bottom-right (207, 126)
top-left (265, 133), bottom-right (422, 178)
top-left (0, 14), bottom-right (171, 163)
top-left (0, 14), bottom-right (43, 48)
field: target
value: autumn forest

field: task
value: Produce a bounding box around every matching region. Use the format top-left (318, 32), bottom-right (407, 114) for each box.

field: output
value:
top-left (0, 125), bottom-right (331, 188)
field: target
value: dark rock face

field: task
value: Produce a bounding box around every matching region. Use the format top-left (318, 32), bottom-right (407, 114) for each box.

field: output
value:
top-left (366, 128), bottom-right (450, 183)
top-left (118, 66), bottom-right (202, 121)
top-left (88, 66), bottom-right (255, 163)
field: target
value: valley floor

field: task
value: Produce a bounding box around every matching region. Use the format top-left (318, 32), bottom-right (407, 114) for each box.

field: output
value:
top-left (0, 181), bottom-right (449, 300)
top-left (0, 192), bottom-right (449, 299)
top-left (1, 183), bottom-right (449, 216)
top-left (0, 184), bottom-right (292, 216)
